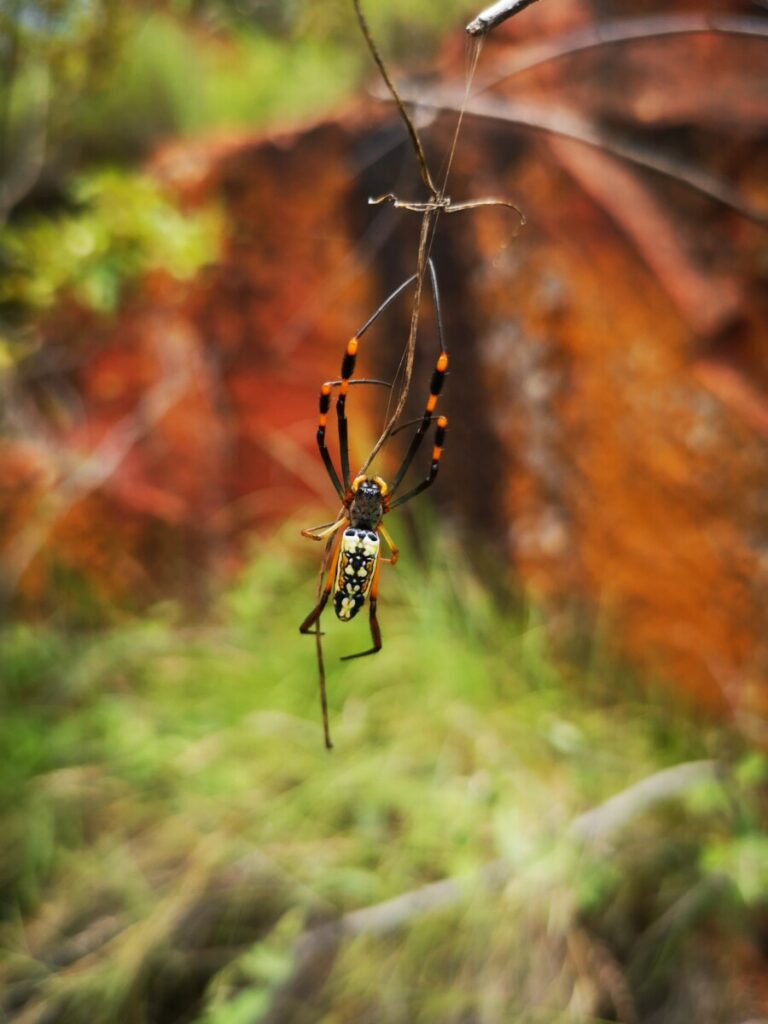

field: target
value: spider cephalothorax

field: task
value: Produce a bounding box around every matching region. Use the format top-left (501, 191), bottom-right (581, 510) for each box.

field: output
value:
top-left (347, 475), bottom-right (389, 529)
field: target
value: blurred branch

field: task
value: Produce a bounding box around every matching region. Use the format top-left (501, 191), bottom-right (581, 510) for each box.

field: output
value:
top-left (0, 0), bottom-right (21, 186)
top-left (261, 862), bottom-right (510, 1024)
top-left (567, 927), bottom-right (637, 1024)
top-left (0, 332), bottom-right (192, 602)
top-left (693, 357), bottom-right (768, 441)
top-left (627, 874), bottom-right (731, 984)
top-left (547, 137), bottom-right (741, 336)
top-left (0, 72), bottom-right (49, 226)
top-left (570, 759), bottom-right (719, 845)
top-left (263, 759), bottom-right (719, 1019)
top-left (474, 13), bottom-right (768, 88)
top-left (701, 650), bottom-right (768, 748)
top-left (0, 1), bottom-right (50, 225)
top-left (254, 428), bottom-right (337, 502)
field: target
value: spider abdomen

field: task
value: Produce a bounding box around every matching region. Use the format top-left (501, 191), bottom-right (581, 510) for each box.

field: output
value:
top-left (333, 528), bottom-right (380, 621)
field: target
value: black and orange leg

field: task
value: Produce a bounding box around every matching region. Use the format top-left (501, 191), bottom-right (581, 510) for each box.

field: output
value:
top-left (335, 336), bottom-right (357, 491)
top-left (314, 379), bottom-right (392, 503)
top-left (316, 382), bottom-right (344, 500)
top-left (340, 562), bottom-right (382, 661)
top-left (314, 260), bottom-right (442, 500)
top-left (389, 260), bottom-right (448, 495)
top-left (334, 272), bottom-right (421, 489)
top-left (314, 304), bottom-right (414, 498)
top-left (390, 415), bottom-right (447, 509)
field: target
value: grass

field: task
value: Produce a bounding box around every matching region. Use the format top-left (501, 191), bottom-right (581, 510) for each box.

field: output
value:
top-left (0, 522), bottom-right (764, 1022)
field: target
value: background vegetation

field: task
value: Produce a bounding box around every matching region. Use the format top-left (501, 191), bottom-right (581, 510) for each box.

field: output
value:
top-left (1, 2), bottom-right (767, 1022)
top-left (2, 530), bottom-right (766, 1022)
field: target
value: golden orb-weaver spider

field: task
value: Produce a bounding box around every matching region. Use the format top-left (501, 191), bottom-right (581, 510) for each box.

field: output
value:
top-left (299, 259), bottom-right (448, 671)
top-left (298, 1), bottom-right (525, 748)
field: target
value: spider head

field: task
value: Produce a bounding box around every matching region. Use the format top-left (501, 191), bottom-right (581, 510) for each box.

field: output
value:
top-left (348, 475), bottom-right (389, 529)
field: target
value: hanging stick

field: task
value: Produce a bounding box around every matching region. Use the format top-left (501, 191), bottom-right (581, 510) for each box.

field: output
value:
top-left (314, 622), bottom-right (332, 750)
top-left (352, 0), bottom-right (494, 475)
top-left (352, 0), bottom-right (441, 474)
top-left (313, 529), bottom-right (339, 750)
top-left (352, 0), bottom-right (437, 195)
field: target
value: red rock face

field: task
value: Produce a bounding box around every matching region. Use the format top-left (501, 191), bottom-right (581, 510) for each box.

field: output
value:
top-left (471, 144), bottom-right (766, 706)
top-left (426, 0), bottom-right (768, 710)
top-left (3, 124), bottom-right (380, 612)
top-left (3, 1), bottom-right (767, 716)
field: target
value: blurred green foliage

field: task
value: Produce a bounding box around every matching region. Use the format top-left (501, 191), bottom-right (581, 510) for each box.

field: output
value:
top-left (69, 13), bottom-right (362, 161)
top-left (0, 169), bottom-right (221, 315)
top-left (0, 0), bottom-right (468, 359)
top-left (1, 0), bottom-right (470, 180)
top-left (702, 834), bottom-right (768, 906)
top-left (0, 0), bottom-right (123, 197)
top-left (0, 530), bottom-right (763, 1022)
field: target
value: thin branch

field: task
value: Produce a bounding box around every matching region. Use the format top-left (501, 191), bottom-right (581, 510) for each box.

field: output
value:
top-left (350, 0), bottom-right (447, 478)
top-left (0, 64), bottom-right (50, 225)
top-left (352, 0), bottom-right (437, 196)
top-left (0, 338), bottom-right (191, 601)
top-left (358, 207), bottom-right (437, 475)
top-left (263, 759), bottom-right (720, 1016)
top-left (350, 1), bottom-right (494, 477)
top-left (627, 874), bottom-right (730, 983)
top-left (570, 759), bottom-right (719, 844)
top-left (473, 13), bottom-right (768, 89)
top-left (547, 136), bottom-right (740, 336)
top-left (390, 86), bottom-right (768, 228)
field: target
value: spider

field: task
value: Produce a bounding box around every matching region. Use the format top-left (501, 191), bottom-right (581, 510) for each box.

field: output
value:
top-left (299, 258), bottom-right (448, 667)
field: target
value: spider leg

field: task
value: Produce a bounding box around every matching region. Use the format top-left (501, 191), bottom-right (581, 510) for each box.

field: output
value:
top-left (314, 380), bottom-right (392, 501)
top-left (389, 260), bottom-right (449, 496)
top-left (314, 623), bottom-right (333, 750)
top-left (299, 589), bottom-right (331, 637)
top-left (340, 559), bottom-right (383, 660)
top-left (389, 415), bottom-right (448, 509)
top-left (378, 522), bottom-right (399, 565)
top-left (316, 383), bottom-right (345, 500)
top-left (302, 521), bottom-right (347, 751)
top-left (299, 525), bottom-right (345, 635)
top-left (301, 514), bottom-right (346, 541)
top-left (335, 272), bottom-right (420, 490)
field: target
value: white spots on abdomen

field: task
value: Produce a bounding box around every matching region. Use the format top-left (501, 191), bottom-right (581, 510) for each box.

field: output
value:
top-left (333, 528), bottom-right (380, 621)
